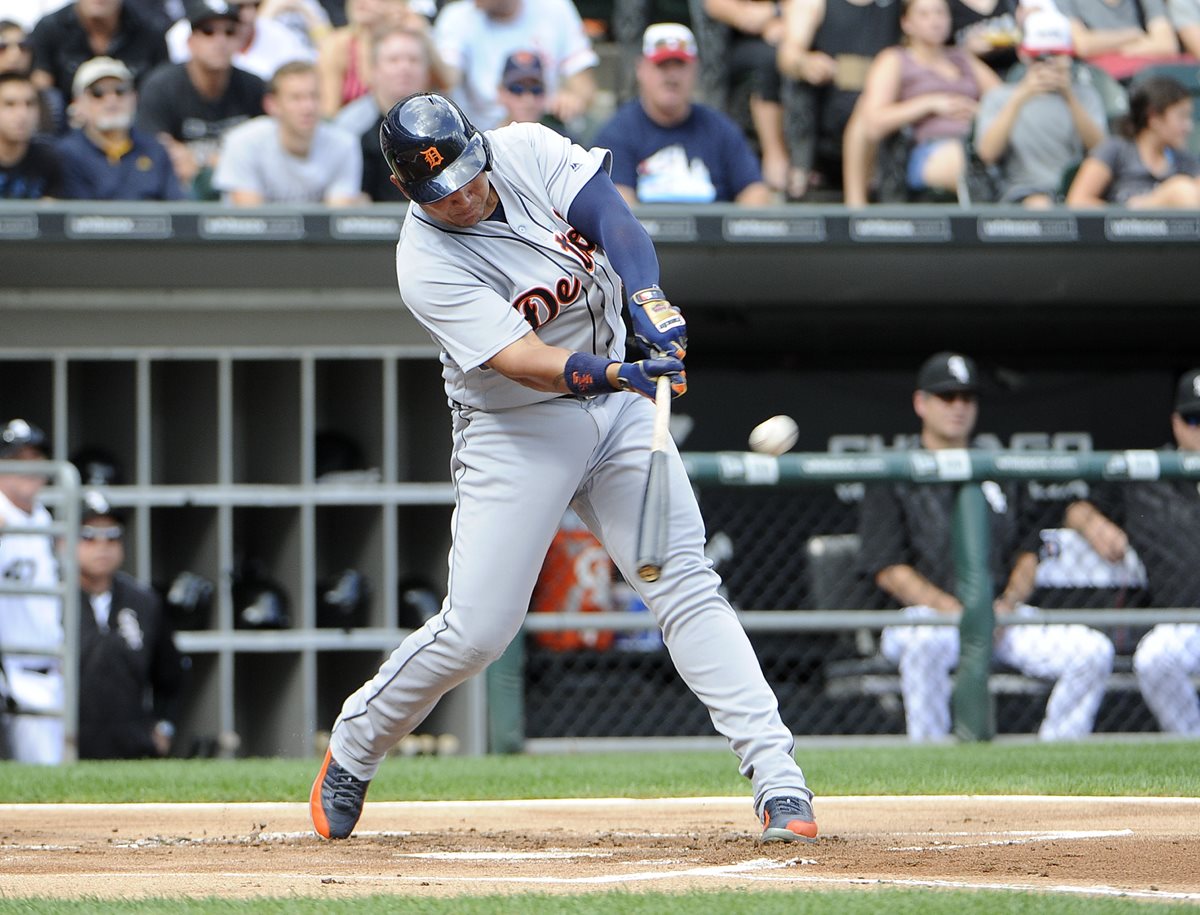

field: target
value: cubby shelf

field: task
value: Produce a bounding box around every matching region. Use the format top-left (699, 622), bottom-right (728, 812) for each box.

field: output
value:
top-left (0, 348), bottom-right (484, 758)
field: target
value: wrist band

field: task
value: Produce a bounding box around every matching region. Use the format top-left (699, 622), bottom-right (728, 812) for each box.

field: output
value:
top-left (630, 285), bottom-right (666, 306)
top-left (564, 352), bottom-right (618, 395)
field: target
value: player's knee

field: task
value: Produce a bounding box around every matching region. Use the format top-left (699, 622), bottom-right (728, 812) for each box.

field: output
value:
top-left (1075, 630), bottom-right (1114, 675)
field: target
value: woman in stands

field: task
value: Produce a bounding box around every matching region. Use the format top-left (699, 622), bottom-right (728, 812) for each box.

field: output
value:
top-left (855, 0), bottom-right (1001, 196)
top-left (1067, 75), bottom-right (1200, 207)
top-left (317, 0), bottom-right (432, 117)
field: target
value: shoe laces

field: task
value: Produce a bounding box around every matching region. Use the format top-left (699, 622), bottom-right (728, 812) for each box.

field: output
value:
top-left (767, 796), bottom-right (812, 820)
top-left (326, 763), bottom-right (367, 808)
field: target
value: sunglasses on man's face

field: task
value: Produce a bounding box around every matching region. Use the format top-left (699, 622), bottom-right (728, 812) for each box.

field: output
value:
top-left (87, 83), bottom-right (133, 99)
top-left (80, 525), bottom-right (123, 542)
top-left (505, 82), bottom-right (544, 96)
top-left (197, 22), bottom-right (240, 37)
top-left (0, 40), bottom-right (30, 52)
top-left (1181, 413), bottom-right (1200, 427)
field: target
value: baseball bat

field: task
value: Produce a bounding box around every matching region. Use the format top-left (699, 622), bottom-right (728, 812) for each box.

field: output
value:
top-left (635, 374), bottom-right (672, 582)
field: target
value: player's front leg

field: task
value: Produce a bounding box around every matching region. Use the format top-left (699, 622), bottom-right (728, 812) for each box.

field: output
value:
top-left (573, 393), bottom-right (814, 830)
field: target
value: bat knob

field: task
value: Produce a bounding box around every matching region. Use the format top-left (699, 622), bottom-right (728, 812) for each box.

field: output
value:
top-left (637, 565), bottom-right (661, 583)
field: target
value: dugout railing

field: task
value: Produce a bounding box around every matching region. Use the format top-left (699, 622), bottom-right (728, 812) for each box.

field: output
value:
top-left (496, 449), bottom-right (1200, 750)
top-left (0, 460), bottom-right (82, 762)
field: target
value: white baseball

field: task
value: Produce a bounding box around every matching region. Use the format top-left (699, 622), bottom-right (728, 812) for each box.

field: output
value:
top-left (748, 415), bottom-right (799, 456)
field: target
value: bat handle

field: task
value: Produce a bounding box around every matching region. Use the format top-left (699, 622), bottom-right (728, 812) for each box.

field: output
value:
top-left (651, 374), bottom-right (671, 453)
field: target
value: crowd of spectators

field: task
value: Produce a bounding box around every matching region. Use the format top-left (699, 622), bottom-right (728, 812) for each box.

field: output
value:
top-left (2, 0), bottom-right (1200, 205)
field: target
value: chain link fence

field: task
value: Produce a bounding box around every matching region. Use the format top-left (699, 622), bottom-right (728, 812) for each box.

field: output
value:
top-left (519, 454), bottom-right (1200, 743)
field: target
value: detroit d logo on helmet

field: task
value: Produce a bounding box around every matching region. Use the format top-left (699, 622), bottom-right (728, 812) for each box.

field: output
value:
top-left (420, 146), bottom-right (444, 168)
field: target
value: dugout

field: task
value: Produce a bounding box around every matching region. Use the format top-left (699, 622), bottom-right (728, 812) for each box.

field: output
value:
top-left (2, 200), bottom-right (1198, 754)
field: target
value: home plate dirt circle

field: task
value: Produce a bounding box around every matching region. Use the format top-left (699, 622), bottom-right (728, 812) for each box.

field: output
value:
top-left (2, 797), bottom-right (1198, 902)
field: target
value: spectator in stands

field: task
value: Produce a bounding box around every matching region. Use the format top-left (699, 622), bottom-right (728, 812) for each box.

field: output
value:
top-left (0, 19), bottom-right (65, 133)
top-left (1063, 369), bottom-right (1200, 736)
top-left (975, 7), bottom-right (1107, 206)
top-left (0, 71), bottom-right (63, 197)
top-left (776, 0), bottom-right (900, 200)
top-left (850, 0), bottom-right (1002, 204)
top-left (702, 0), bottom-right (791, 193)
top-left (137, 0), bottom-right (265, 197)
top-left (57, 56), bottom-right (184, 199)
top-left (333, 23), bottom-right (431, 135)
top-left (167, 0), bottom-right (317, 82)
top-left (317, 0), bottom-right (431, 118)
top-left (857, 351), bottom-right (1114, 743)
top-left (594, 23), bottom-right (775, 205)
top-left (213, 59), bottom-right (365, 203)
top-left (27, 0), bottom-right (169, 104)
top-left (1054, 0), bottom-right (1183, 82)
top-left (76, 492), bottom-right (186, 759)
top-left (0, 19), bottom-right (32, 75)
top-left (494, 49), bottom-right (574, 139)
top-left (1066, 74), bottom-right (1200, 206)
top-left (0, 419), bottom-right (63, 765)
top-left (333, 24), bottom-right (434, 200)
top-left (432, 0), bottom-right (597, 131)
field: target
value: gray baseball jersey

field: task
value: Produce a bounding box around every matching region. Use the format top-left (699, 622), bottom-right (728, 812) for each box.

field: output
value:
top-left (328, 122), bottom-right (812, 819)
top-left (398, 123), bottom-right (623, 409)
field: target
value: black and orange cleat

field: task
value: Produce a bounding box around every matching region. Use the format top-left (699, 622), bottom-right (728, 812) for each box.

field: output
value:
top-left (310, 748), bottom-right (370, 839)
top-left (760, 795), bottom-right (818, 843)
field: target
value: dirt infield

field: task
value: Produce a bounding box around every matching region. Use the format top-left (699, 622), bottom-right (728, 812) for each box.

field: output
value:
top-left (2, 797), bottom-right (1199, 903)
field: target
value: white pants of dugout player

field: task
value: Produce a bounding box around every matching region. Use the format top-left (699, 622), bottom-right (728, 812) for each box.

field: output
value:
top-left (0, 658), bottom-right (64, 764)
top-left (880, 605), bottom-right (1115, 742)
top-left (1134, 624), bottom-right (1200, 735)
top-left (329, 392), bottom-right (811, 814)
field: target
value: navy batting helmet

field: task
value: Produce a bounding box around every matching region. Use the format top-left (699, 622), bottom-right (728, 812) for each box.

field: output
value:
top-left (380, 93), bottom-right (491, 204)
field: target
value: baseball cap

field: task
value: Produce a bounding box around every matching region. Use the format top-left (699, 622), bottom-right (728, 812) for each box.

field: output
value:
top-left (1020, 7), bottom-right (1074, 57)
top-left (0, 418), bottom-right (48, 459)
top-left (916, 352), bottom-right (980, 395)
top-left (185, 0), bottom-right (240, 28)
top-left (642, 23), bottom-right (698, 64)
top-left (81, 489), bottom-right (126, 526)
top-left (1174, 368), bottom-right (1200, 415)
top-left (71, 56), bottom-right (134, 98)
top-left (501, 50), bottom-right (544, 87)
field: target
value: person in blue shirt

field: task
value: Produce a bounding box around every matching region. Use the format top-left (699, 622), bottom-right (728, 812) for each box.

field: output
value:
top-left (593, 23), bottom-right (774, 206)
top-left (56, 55), bottom-right (183, 201)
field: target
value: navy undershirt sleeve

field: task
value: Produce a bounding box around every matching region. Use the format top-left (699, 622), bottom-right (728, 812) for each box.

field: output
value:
top-left (566, 170), bottom-right (660, 299)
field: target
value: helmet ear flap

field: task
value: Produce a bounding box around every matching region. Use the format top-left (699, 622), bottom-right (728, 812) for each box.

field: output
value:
top-left (482, 132), bottom-right (493, 172)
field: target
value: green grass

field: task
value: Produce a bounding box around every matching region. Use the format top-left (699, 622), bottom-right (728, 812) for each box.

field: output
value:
top-left (1, 739), bottom-right (1197, 803)
top-left (0, 891), bottom-right (1192, 914)
top-left (2, 742), bottom-right (1196, 913)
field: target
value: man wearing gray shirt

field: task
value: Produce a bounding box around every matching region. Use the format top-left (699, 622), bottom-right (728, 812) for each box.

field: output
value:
top-left (214, 59), bottom-right (364, 205)
top-left (975, 8), bottom-right (1107, 205)
top-left (1054, 0), bottom-right (1180, 80)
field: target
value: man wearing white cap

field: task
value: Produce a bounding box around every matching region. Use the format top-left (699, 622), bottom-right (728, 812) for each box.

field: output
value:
top-left (594, 23), bottom-right (774, 206)
top-left (975, 7), bottom-right (1107, 207)
top-left (56, 56), bottom-right (184, 199)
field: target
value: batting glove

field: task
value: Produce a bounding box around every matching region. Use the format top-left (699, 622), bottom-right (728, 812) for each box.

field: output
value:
top-left (630, 286), bottom-right (687, 359)
top-left (617, 357), bottom-right (687, 399)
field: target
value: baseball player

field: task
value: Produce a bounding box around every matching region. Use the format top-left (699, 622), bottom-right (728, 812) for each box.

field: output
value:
top-left (857, 353), bottom-right (1115, 742)
top-left (1066, 368), bottom-right (1200, 735)
top-left (311, 92), bottom-right (817, 843)
top-left (0, 419), bottom-right (63, 764)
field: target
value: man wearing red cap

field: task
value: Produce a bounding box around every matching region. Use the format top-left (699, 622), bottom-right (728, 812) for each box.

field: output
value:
top-left (594, 23), bottom-right (773, 206)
